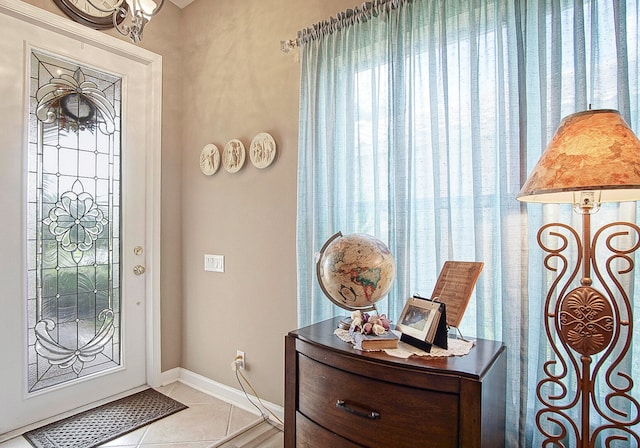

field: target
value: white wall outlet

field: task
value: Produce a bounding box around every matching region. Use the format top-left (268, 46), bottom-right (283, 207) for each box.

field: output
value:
top-left (235, 350), bottom-right (245, 370)
top-left (204, 254), bottom-right (224, 272)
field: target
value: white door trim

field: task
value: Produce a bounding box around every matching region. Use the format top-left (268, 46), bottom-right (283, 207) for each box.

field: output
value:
top-left (0, 0), bottom-right (163, 389)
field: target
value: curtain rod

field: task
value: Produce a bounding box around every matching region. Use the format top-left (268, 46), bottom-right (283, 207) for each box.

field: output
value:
top-left (280, 0), bottom-right (411, 53)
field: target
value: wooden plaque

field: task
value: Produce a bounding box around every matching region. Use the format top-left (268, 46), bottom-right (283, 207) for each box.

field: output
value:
top-left (430, 261), bottom-right (484, 328)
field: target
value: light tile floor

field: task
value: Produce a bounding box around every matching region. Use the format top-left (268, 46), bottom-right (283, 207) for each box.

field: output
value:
top-left (0, 382), bottom-right (264, 448)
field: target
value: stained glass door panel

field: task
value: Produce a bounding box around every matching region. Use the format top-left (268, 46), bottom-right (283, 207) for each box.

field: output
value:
top-left (27, 50), bottom-right (122, 392)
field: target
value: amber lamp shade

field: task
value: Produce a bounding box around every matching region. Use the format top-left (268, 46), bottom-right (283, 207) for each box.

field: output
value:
top-left (517, 109), bottom-right (640, 204)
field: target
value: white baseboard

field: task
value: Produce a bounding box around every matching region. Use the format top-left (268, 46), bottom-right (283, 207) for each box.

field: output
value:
top-left (160, 368), bottom-right (285, 424)
top-left (159, 367), bottom-right (181, 385)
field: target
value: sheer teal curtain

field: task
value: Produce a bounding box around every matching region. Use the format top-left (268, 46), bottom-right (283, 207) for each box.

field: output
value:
top-left (296, 0), bottom-right (640, 446)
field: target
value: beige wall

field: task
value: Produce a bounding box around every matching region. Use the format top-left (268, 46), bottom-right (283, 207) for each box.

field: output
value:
top-left (178, 0), bottom-right (355, 406)
top-left (22, 0), bottom-right (357, 407)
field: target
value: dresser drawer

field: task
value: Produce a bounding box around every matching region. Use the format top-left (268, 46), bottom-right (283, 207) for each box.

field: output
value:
top-left (296, 412), bottom-right (363, 447)
top-left (298, 354), bottom-right (459, 448)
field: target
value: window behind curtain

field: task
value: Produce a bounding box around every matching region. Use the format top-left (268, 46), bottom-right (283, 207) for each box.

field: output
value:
top-left (297, 0), bottom-right (523, 339)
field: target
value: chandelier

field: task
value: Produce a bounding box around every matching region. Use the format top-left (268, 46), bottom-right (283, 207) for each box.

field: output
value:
top-left (88, 0), bottom-right (165, 43)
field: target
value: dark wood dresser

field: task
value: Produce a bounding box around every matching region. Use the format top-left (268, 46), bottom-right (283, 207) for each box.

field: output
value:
top-left (285, 317), bottom-right (506, 448)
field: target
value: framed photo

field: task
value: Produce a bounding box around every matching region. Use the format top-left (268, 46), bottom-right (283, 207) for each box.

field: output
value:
top-left (396, 296), bottom-right (442, 343)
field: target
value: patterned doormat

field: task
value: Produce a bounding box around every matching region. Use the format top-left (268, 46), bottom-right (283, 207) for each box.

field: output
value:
top-left (23, 388), bottom-right (187, 448)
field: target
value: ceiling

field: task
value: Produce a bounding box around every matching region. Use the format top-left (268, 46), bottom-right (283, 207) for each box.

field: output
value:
top-left (170, 0), bottom-right (194, 8)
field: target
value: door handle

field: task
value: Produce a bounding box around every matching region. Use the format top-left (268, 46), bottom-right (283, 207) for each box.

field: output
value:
top-left (133, 265), bottom-right (146, 275)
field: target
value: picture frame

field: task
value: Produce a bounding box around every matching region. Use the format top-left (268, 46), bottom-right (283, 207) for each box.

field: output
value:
top-left (396, 296), bottom-right (446, 351)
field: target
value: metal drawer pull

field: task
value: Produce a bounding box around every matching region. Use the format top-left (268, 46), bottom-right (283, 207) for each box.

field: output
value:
top-left (336, 400), bottom-right (380, 420)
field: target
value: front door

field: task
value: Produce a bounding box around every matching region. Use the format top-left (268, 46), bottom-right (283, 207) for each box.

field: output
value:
top-left (0, 1), bottom-right (160, 435)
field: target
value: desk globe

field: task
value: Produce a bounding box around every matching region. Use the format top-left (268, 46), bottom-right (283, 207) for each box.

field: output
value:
top-left (316, 232), bottom-right (396, 328)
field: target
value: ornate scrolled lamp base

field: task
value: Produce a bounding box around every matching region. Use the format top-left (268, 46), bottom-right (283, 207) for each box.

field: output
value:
top-left (535, 211), bottom-right (640, 447)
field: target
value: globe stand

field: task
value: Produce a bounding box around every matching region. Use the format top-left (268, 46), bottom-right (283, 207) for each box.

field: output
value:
top-left (335, 304), bottom-right (379, 330)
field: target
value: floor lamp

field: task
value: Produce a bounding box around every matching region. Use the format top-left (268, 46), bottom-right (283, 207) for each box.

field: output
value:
top-left (517, 109), bottom-right (640, 447)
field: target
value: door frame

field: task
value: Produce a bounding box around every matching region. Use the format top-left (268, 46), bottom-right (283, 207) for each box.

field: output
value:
top-left (0, 0), bottom-right (162, 435)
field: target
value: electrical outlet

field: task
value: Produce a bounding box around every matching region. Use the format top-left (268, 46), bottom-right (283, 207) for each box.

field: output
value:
top-left (235, 350), bottom-right (245, 370)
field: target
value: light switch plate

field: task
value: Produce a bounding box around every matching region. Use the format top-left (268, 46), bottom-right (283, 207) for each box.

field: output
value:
top-left (204, 254), bottom-right (224, 272)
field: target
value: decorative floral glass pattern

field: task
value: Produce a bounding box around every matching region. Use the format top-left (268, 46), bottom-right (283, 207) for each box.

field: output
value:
top-left (27, 50), bottom-right (122, 392)
top-left (43, 179), bottom-right (109, 262)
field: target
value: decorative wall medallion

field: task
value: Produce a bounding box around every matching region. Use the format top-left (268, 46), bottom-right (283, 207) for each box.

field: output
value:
top-left (199, 143), bottom-right (220, 176)
top-left (249, 132), bottom-right (277, 169)
top-left (223, 139), bottom-right (246, 173)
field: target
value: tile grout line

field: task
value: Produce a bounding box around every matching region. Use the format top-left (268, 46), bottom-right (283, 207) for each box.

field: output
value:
top-left (225, 406), bottom-right (234, 438)
top-left (133, 423), bottom-right (153, 448)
